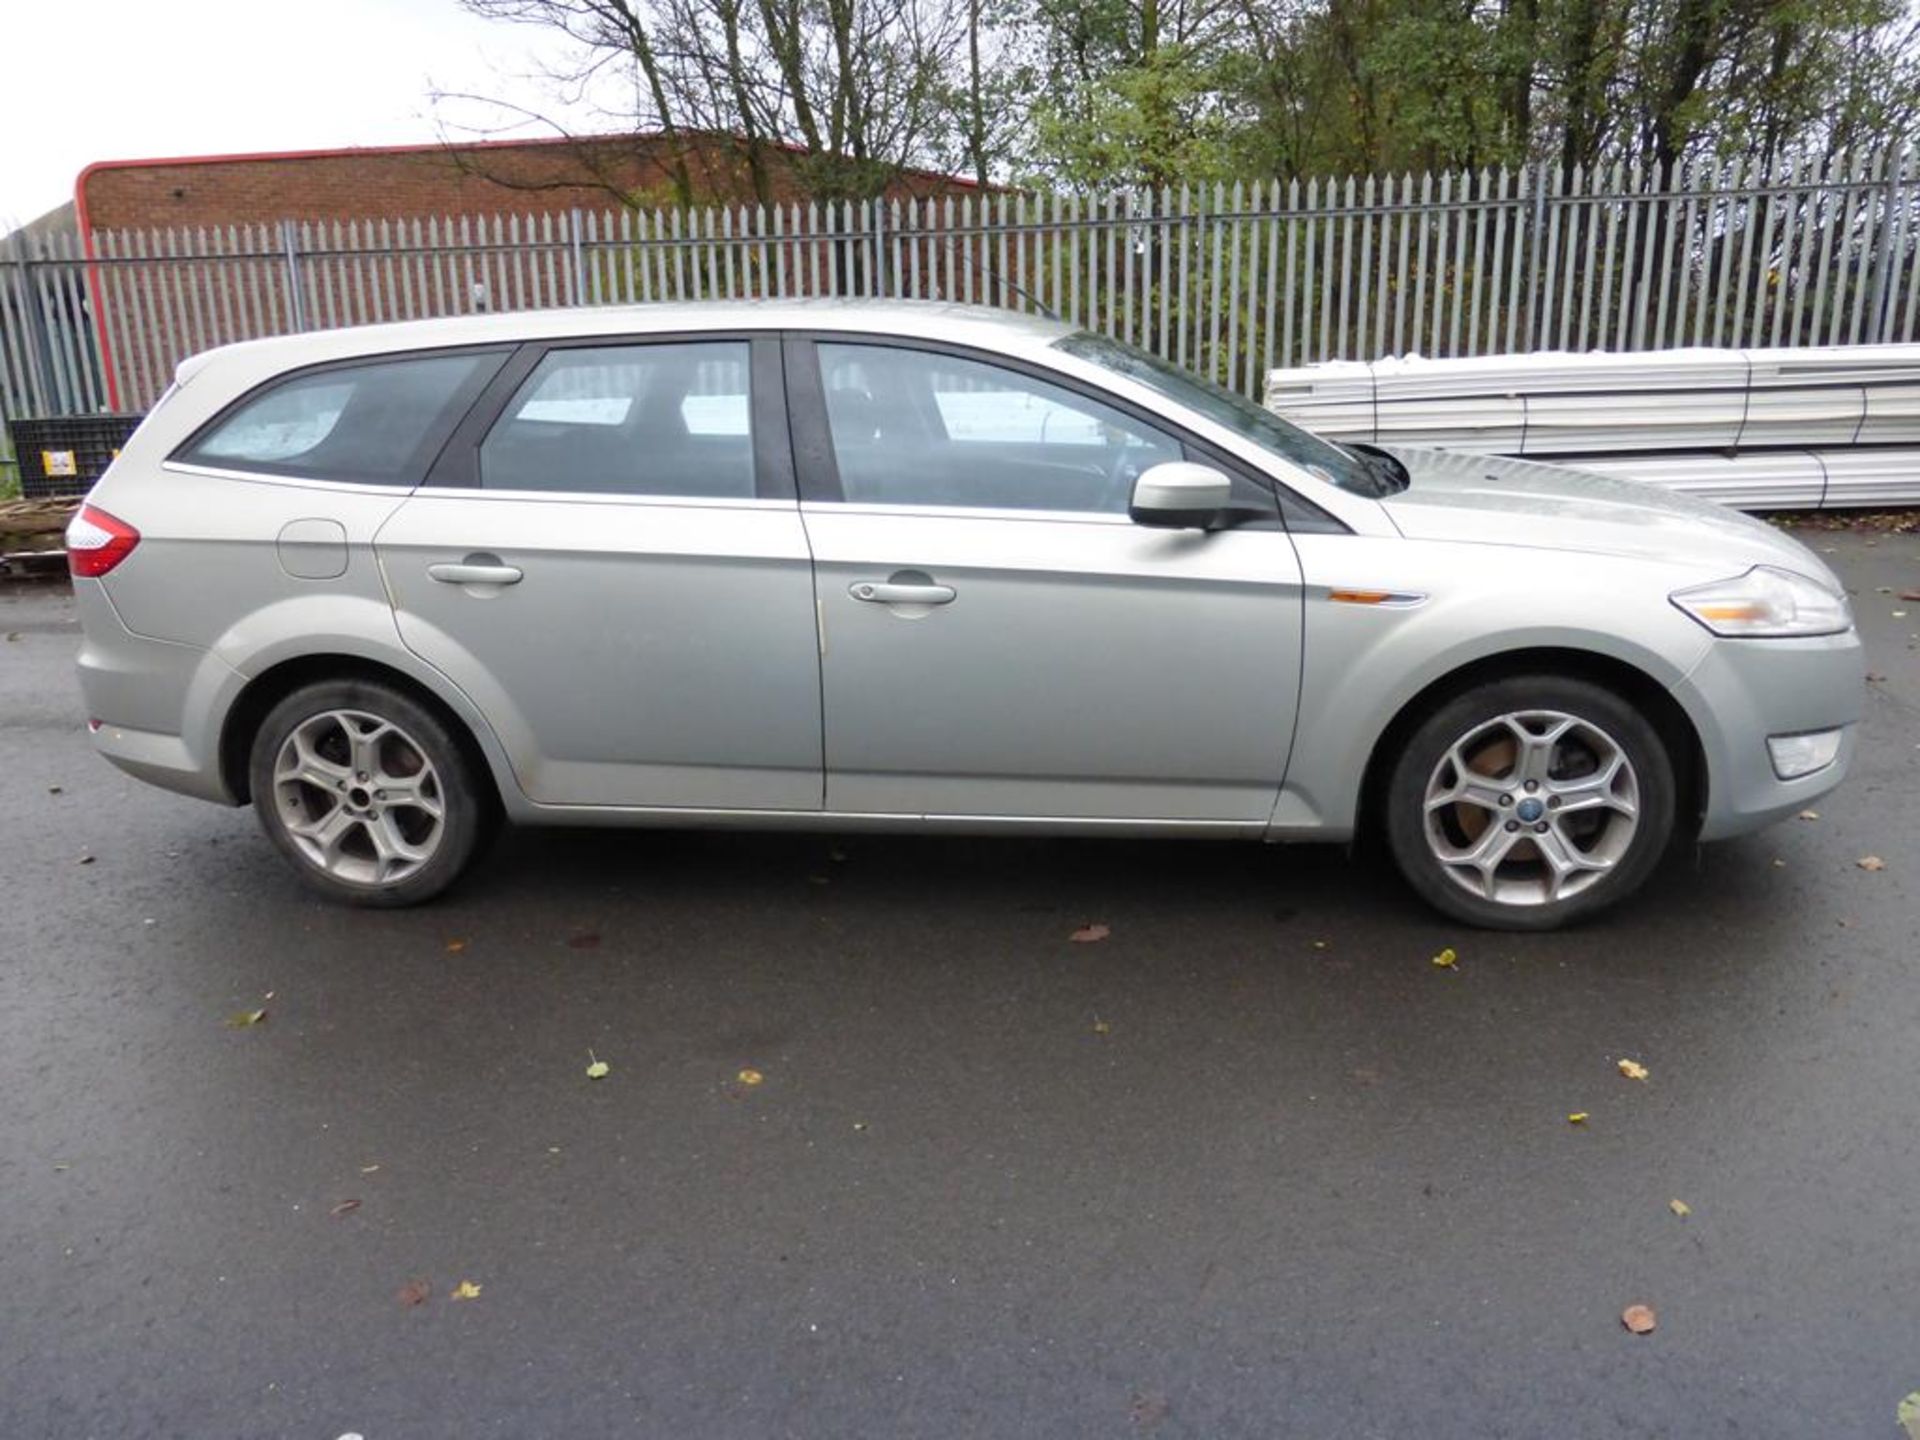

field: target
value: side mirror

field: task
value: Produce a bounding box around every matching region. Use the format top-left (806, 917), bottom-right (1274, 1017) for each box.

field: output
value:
top-left (1129, 462), bottom-right (1233, 530)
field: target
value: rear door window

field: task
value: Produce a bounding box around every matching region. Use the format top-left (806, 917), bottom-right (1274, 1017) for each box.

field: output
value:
top-left (178, 350), bottom-right (504, 485)
top-left (478, 342), bottom-right (755, 498)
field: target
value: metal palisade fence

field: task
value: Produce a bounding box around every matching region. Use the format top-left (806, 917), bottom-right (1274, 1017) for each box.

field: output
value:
top-left (7, 146), bottom-right (1920, 447)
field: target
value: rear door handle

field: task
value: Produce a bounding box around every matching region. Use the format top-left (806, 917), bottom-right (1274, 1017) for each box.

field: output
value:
top-left (429, 561), bottom-right (524, 586)
top-left (850, 581), bottom-right (956, 605)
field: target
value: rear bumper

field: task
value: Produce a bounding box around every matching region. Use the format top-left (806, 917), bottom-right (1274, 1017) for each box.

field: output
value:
top-left (1675, 630), bottom-right (1864, 841)
top-left (73, 580), bottom-right (244, 805)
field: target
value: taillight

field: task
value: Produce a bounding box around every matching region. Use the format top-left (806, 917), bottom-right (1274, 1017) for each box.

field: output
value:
top-left (66, 505), bottom-right (140, 578)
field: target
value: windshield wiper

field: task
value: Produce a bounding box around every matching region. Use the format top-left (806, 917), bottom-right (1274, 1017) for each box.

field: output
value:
top-left (1348, 443), bottom-right (1410, 496)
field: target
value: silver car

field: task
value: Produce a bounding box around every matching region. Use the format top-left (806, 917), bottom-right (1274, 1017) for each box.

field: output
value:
top-left (67, 300), bottom-right (1862, 929)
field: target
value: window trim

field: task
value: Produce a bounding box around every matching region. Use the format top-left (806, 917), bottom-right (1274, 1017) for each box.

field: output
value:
top-left (169, 345), bottom-right (513, 487)
top-left (782, 332), bottom-right (1344, 532)
top-left (424, 331), bottom-right (794, 502)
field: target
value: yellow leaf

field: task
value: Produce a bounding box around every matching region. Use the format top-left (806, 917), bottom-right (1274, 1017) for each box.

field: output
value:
top-left (1431, 947), bottom-right (1458, 969)
top-left (1669, 1198), bottom-right (1691, 1217)
top-left (1898, 1391), bottom-right (1920, 1440)
top-left (1092, 1017), bottom-right (1111, 1035)
top-left (1618, 1059), bottom-right (1649, 1081)
top-left (1568, 1112), bottom-right (1590, 1125)
top-left (224, 1008), bottom-right (267, 1028)
top-left (450, 1280), bottom-right (481, 1301)
top-left (586, 1060), bottom-right (610, 1080)
top-left (738, 1068), bottom-right (764, 1087)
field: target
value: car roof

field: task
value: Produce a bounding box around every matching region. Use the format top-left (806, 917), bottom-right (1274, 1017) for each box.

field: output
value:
top-left (175, 299), bottom-right (1077, 385)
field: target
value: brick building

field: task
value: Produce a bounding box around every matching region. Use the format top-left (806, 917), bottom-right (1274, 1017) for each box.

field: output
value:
top-left (65, 134), bottom-right (988, 413)
top-left (76, 131), bottom-right (982, 233)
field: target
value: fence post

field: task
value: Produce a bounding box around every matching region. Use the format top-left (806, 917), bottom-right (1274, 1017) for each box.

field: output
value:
top-left (569, 208), bottom-right (585, 307)
top-left (1528, 161), bottom-right (1550, 351)
top-left (1869, 145), bottom-right (1907, 341)
top-left (869, 197), bottom-right (889, 297)
top-left (279, 220), bottom-right (307, 331)
top-left (7, 229), bottom-right (54, 415)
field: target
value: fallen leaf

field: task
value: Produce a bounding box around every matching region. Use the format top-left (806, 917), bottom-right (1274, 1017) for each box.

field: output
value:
top-left (1568, 1112), bottom-right (1590, 1125)
top-left (1311, 940), bottom-right (1329, 950)
top-left (1797, 809), bottom-right (1820, 821)
top-left (1899, 1391), bottom-right (1920, 1440)
top-left (224, 1008), bottom-right (267, 1028)
top-left (566, 931), bottom-right (602, 950)
top-left (1070, 923), bottom-right (1111, 943)
top-left (1431, 947), bottom-right (1458, 969)
top-left (396, 1279), bottom-right (430, 1308)
top-left (586, 1055), bottom-right (610, 1080)
top-left (1771, 858), bottom-right (1786, 868)
top-left (329, 1198), bottom-right (362, 1218)
top-left (445, 939), bottom-right (467, 954)
top-left (852, 1121), bottom-right (868, 1132)
top-left (3, 632), bottom-right (17, 642)
top-left (1669, 1198), bottom-right (1691, 1218)
top-left (1894, 610), bottom-right (1910, 619)
top-left (76, 854), bottom-right (94, 866)
top-left (1868, 672), bottom-right (1888, 682)
top-left (1622, 1303), bottom-right (1657, 1335)
top-left (1129, 1391), bottom-right (1170, 1427)
top-left (1092, 1017), bottom-right (1112, 1035)
top-left (1618, 1058), bottom-right (1649, 1081)
top-left (738, 1068), bottom-right (764, 1087)
top-left (359, 1164), bottom-right (381, 1174)
top-left (47, 785), bottom-right (62, 794)
top-left (1858, 856), bottom-right (1887, 872)
top-left (450, 1280), bottom-right (482, 1301)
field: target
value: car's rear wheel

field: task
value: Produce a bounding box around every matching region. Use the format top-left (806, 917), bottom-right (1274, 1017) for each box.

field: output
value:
top-left (248, 679), bottom-right (491, 907)
top-left (1384, 675), bottom-right (1677, 931)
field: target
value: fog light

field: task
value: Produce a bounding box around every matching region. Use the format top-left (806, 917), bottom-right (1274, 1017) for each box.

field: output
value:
top-left (1767, 729), bottom-right (1843, 780)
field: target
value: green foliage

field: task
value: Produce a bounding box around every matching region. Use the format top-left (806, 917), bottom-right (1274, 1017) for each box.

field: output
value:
top-left (465, 0), bottom-right (1920, 191)
top-left (1032, 45), bottom-right (1243, 188)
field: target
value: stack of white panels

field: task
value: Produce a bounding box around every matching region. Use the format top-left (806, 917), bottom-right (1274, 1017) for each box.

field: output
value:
top-left (1263, 344), bottom-right (1920, 507)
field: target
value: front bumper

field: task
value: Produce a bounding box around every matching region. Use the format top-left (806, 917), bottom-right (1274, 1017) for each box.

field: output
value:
top-left (1674, 629), bottom-right (1864, 841)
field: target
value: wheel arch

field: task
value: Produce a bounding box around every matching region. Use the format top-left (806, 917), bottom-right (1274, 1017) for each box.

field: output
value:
top-left (220, 653), bottom-right (504, 812)
top-left (1354, 646), bottom-right (1707, 848)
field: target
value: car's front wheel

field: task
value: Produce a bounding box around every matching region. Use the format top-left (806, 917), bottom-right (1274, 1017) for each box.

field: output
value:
top-left (1384, 675), bottom-right (1677, 930)
top-left (248, 678), bottom-right (492, 907)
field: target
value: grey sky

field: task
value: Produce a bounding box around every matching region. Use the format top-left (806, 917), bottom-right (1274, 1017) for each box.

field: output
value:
top-left (0, 0), bottom-right (617, 228)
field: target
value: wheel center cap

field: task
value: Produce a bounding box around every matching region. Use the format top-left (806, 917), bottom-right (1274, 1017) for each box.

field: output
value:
top-left (1516, 796), bottom-right (1546, 823)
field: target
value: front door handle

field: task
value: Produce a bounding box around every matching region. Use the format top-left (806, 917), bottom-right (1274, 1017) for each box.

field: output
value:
top-left (850, 580), bottom-right (956, 606)
top-left (429, 560), bottom-right (524, 586)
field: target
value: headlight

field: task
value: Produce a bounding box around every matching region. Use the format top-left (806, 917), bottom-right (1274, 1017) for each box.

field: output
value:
top-left (1670, 565), bottom-right (1851, 637)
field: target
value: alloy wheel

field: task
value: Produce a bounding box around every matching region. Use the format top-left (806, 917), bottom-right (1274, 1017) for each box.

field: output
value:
top-left (272, 709), bottom-right (446, 887)
top-left (1422, 708), bottom-right (1641, 907)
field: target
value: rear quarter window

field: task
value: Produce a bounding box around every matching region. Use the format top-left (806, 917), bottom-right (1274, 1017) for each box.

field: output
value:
top-left (176, 350), bottom-right (505, 485)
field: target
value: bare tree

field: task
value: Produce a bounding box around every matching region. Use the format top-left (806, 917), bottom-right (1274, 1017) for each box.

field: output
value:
top-left (449, 0), bottom-right (978, 204)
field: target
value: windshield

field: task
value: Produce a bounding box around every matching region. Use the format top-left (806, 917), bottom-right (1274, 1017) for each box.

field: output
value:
top-left (1053, 331), bottom-right (1392, 496)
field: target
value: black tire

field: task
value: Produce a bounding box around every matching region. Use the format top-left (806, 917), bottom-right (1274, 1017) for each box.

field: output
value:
top-left (1383, 674), bottom-right (1677, 931)
top-left (248, 678), bottom-right (494, 907)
